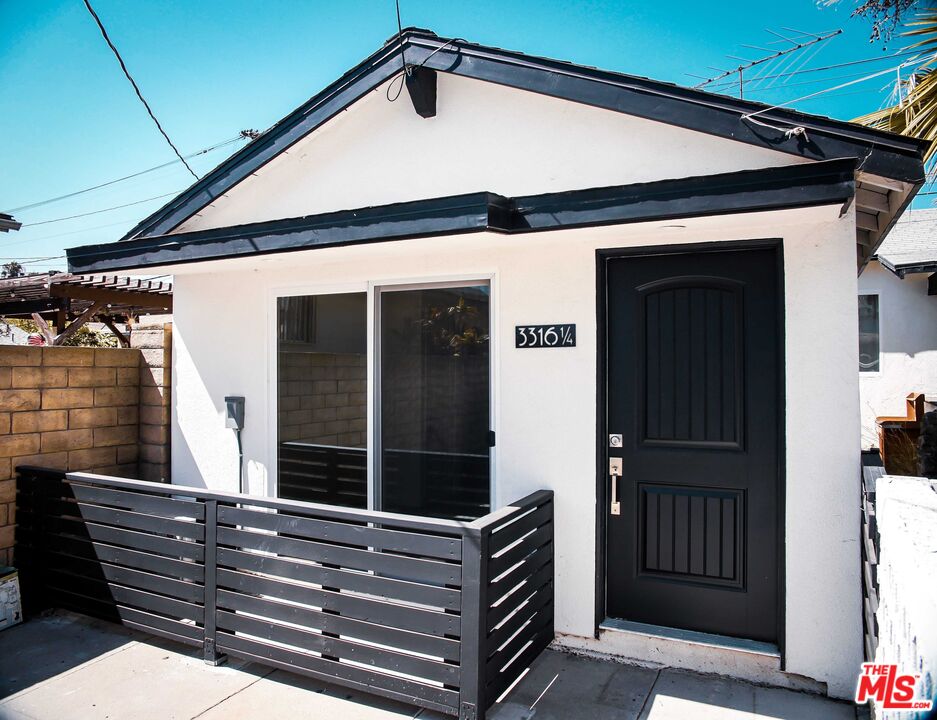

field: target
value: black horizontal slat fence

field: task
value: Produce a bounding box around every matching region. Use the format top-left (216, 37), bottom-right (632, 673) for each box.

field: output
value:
top-left (860, 454), bottom-right (884, 662)
top-left (14, 466), bottom-right (553, 720)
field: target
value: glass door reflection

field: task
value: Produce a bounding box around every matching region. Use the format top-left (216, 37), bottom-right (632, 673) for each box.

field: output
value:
top-left (276, 292), bottom-right (367, 508)
top-left (378, 284), bottom-right (491, 519)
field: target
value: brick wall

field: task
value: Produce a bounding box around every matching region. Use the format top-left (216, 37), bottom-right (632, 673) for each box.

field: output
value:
top-left (278, 351), bottom-right (366, 447)
top-left (0, 346), bottom-right (140, 565)
top-left (134, 322), bottom-right (171, 482)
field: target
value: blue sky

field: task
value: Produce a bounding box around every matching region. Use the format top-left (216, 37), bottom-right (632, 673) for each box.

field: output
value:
top-left (0, 1), bottom-right (925, 273)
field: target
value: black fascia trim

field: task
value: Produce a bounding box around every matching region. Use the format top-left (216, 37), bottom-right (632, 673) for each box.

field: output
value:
top-left (511, 158), bottom-right (857, 232)
top-left (404, 32), bottom-right (928, 168)
top-left (120, 30), bottom-right (924, 243)
top-left (119, 36), bottom-right (411, 241)
top-left (69, 191), bottom-right (511, 274)
top-left (877, 256), bottom-right (937, 278)
top-left (67, 160), bottom-right (855, 274)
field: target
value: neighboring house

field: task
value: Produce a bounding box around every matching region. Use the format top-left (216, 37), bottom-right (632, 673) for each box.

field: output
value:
top-left (62, 30), bottom-right (927, 703)
top-left (858, 208), bottom-right (937, 448)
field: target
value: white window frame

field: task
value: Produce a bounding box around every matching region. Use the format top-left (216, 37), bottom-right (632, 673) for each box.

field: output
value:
top-left (858, 292), bottom-right (882, 376)
top-left (267, 273), bottom-right (497, 513)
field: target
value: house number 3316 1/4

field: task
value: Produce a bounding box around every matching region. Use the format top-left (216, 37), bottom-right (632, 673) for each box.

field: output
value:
top-left (515, 324), bottom-right (576, 348)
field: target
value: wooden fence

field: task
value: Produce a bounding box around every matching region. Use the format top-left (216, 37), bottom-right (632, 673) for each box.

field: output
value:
top-left (14, 467), bottom-right (553, 720)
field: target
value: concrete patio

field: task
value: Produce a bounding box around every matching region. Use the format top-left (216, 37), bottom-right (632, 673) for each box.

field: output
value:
top-left (0, 612), bottom-right (859, 720)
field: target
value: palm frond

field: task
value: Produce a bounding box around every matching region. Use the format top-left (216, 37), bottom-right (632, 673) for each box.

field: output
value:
top-left (854, 8), bottom-right (937, 164)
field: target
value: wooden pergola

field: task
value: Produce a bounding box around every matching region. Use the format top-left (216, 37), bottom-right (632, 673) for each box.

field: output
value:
top-left (0, 273), bottom-right (172, 347)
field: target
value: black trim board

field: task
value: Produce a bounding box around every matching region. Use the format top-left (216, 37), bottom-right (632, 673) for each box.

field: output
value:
top-left (875, 255), bottom-right (937, 278)
top-left (119, 29), bottom-right (925, 242)
top-left (68, 160), bottom-right (856, 273)
top-left (593, 238), bottom-right (787, 662)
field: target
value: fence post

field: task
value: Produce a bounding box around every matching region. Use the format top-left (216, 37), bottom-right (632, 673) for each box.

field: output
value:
top-left (202, 499), bottom-right (226, 666)
top-left (458, 525), bottom-right (489, 720)
top-left (14, 468), bottom-right (60, 614)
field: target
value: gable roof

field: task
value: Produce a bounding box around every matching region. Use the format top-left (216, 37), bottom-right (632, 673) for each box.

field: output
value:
top-left (875, 208), bottom-right (937, 276)
top-left (118, 28), bottom-right (927, 246)
top-left (65, 29), bottom-right (928, 275)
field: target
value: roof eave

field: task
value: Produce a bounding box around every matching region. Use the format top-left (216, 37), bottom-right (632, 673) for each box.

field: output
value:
top-left (876, 256), bottom-right (937, 278)
top-left (117, 30), bottom-right (926, 245)
top-left (67, 159), bottom-right (856, 274)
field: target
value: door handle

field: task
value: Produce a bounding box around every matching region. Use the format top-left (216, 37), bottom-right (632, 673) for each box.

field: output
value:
top-left (609, 457), bottom-right (622, 515)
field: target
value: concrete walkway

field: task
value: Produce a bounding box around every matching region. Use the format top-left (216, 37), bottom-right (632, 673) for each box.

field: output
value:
top-left (0, 612), bottom-right (858, 720)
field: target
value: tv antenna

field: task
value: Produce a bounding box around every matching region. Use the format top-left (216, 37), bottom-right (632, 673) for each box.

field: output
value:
top-left (690, 28), bottom-right (842, 99)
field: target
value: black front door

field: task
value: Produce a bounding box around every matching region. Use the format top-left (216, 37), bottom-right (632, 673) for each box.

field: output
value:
top-left (605, 244), bottom-right (781, 643)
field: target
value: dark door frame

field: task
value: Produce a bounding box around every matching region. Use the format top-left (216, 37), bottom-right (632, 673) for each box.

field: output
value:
top-left (594, 238), bottom-right (787, 664)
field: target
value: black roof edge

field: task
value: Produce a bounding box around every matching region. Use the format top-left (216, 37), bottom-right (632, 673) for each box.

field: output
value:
top-left (118, 31), bottom-right (412, 242)
top-left (118, 29), bottom-right (925, 244)
top-left (68, 159), bottom-right (855, 274)
top-left (383, 26), bottom-right (437, 46)
top-left (403, 29), bottom-right (928, 156)
top-left (509, 158), bottom-right (856, 231)
top-left (876, 255), bottom-right (937, 278)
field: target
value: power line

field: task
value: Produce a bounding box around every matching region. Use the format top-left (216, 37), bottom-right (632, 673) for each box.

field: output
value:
top-left (1, 218), bottom-right (147, 249)
top-left (703, 47), bottom-right (929, 93)
top-left (22, 191), bottom-right (182, 228)
top-left (4, 135), bottom-right (245, 215)
top-left (719, 67), bottom-right (901, 95)
top-left (742, 58), bottom-right (917, 122)
top-left (693, 29), bottom-right (842, 96)
top-left (0, 256), bottom-right (63, 262)
top-left (82, 0), bottom-right (198, 180)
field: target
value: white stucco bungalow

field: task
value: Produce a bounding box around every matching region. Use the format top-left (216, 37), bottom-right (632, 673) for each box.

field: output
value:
top-left (66, 30), bottom-right (927, 701)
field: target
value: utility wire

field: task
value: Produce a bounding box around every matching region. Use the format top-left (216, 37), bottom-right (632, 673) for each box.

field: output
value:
top-left (82, 0), bottom-right (198, 180)
top-left (2, 218), bottom-right (146, 249)
top-left (22, 191), bottom-right (182, 228)
top-left (0, 256), bottom-right (63, 262)
top-left (724, 68), bottom-right (906, 95)
top-left (4, 135), bottom-right (245, 215)
top-left (742, 59), bottom-right (918, 122)
top-left (703, 47), bottom-right (929, 92)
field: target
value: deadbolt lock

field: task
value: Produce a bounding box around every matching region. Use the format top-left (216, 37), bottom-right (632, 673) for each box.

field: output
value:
top-left (608, 433), bottom-right (622, 448)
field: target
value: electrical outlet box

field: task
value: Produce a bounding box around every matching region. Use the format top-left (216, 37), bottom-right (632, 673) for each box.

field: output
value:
top-left (224, 396), bottom-right (245, 430)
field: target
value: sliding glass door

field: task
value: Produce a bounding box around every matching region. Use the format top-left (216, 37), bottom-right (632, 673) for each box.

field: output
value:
top-left (276, 282), bottom-right (491, 520)
top-left (276, 292), bottom-right (367, 508)
top-left (378, 283), bottom-right (491, 520)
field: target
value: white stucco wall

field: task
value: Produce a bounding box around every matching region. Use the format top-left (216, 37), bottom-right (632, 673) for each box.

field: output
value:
top-left (165, 204), bottom-right (861, 697)
top-left (173, 72), bottom-right (806, 233)
top-left (858, 262), bottom-right (937, 448)
top-left (143, 67), bottom-right (869, 698)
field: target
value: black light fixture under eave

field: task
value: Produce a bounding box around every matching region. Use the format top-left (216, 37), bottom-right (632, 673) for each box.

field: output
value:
top-left (405, 65), bottom-right (437, 118)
